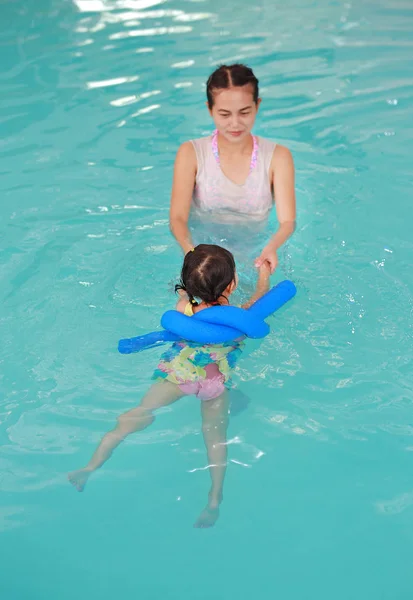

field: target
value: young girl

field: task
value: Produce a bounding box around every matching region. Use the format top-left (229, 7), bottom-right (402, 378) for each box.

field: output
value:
top-left (169, 63), bottom-right (296, 273)
top-left (69, 245), bottom-right (271, 528)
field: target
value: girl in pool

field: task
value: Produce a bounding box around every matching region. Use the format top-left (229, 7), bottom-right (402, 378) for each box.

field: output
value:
top-left (69, 244), bottom-right (271, 528)
top-left (169, 63), bottom-right (296, 273)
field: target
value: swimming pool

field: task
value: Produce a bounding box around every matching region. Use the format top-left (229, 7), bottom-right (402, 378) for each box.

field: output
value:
top-left (1, 0), bottom-right (413, 598)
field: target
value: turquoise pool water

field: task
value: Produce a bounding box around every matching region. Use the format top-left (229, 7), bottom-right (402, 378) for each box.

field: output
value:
top-left (1, 0), bottom-right (413, 598)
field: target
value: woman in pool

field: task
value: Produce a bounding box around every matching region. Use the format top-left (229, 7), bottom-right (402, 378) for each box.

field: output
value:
top-left (169, 63), bottom-right (296, 274)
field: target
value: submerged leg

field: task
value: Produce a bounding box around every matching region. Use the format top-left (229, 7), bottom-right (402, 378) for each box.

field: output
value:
top-left (68, 381), bottom-right (183, 491)
top-left (194, 391), bottom-right (229, 528)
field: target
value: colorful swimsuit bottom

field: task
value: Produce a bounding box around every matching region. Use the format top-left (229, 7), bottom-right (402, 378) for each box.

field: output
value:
top-left (152, 302), bottom-right (244, 401)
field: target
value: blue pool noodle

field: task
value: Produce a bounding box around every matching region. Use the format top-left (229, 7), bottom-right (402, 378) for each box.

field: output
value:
top-left (118, 279), bottom-right (296, 354)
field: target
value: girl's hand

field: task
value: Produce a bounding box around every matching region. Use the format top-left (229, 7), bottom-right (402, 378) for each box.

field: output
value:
top-left (258, 260), bottom-right (271, 279)
top-left (241, 261), bottom-right (271, 309)
top-left (254, 245), bottom-right (278, 274)
top-left (257, 260), bottom-right (271, 293)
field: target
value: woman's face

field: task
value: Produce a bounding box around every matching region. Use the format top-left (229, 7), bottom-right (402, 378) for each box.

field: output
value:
top-left (208, 85), bottom-right (261, 144)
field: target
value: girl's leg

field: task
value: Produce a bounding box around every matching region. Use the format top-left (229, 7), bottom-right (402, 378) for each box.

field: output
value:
top-left (69, 381), bottom-right (183, 491)
top-left (194, 390), bottom-right (229, 528)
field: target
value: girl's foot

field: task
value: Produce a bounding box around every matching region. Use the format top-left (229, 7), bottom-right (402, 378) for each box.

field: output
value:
top-left (68, 468), bottom-right (93, 492)
top-left (194, 504), bottom-right (220, 528)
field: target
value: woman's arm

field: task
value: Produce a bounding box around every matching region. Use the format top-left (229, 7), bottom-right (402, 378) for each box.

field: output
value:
top-left (241, 262), bottom-right (271, 309)
top-left (255, 145), bottom-right (296, 272)
top-left (169, 142), bottom-right (197, 254)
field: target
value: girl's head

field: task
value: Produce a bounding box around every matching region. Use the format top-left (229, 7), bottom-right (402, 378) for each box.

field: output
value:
top-left (175, 244), bottom-right (237, 306)
top-left (206, 64), bottom-right (261, 144)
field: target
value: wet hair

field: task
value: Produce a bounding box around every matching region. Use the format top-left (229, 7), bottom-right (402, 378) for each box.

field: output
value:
top-left (175, 244), bottom-right (236, 306)
top-left (206, 63), bottom-right (259, 109)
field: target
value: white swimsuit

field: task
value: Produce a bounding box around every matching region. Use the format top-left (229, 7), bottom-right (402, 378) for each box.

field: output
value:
top-left (190, 132), bottom-right (276, 224)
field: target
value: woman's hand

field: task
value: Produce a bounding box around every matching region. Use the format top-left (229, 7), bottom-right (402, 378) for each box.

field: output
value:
top-left (255, 245), bottom-right (278, 274)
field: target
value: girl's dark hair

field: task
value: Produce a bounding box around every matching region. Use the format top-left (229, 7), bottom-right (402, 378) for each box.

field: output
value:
top-left (175, 244), bottom-right (236, 306)
top-left (206, 64), bottom-right (259, 109)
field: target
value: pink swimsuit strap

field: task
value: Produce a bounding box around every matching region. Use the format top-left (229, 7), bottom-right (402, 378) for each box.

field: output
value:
top-left (211, 129), bottom-right (258, 173)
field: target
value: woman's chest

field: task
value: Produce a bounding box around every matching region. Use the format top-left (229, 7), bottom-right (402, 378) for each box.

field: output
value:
top-left (219, 154), bottom-right (251, 186)
top-left (194, 168), bottom-right (272, 215)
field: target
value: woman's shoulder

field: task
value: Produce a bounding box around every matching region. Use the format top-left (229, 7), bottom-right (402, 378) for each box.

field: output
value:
top-left (188, 134), bottom-right (212, 153)
top-left (271, 144), bottom-right (294, 165)
top-left (176, 140), bottom-right (196, 155)
top-left (256, 134), bottom-right (276, 146)
top-left (268, 144), bottom-right (295, 185)
top-left (256, 135), bottom-right (293, 163)
top-left (257, 135), bottom-right (291, 152)
top-left (256, 136), bottom-right (294, 178)
top-left (177, 134), bottom-right (211, 149)
top-left (190, 132), bottom-right (213, 142)
top-left (176, 135), bottom-right (212, 169)
top-left (175, 134), bottom-right (210, 155)
top-left (174, 140), bottom-right (197, 167)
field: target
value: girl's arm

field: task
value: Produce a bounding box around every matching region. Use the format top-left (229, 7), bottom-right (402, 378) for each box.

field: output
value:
top-left (255, 146), bottom-right (296, 273)
top-left (169, 142), bottom-right (197, 255)
top-left (241, 262), bottom-right (272, 309)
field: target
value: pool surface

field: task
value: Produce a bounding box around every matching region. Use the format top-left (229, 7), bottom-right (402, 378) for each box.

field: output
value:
top-left (1, 0), bottom-right (413, 598)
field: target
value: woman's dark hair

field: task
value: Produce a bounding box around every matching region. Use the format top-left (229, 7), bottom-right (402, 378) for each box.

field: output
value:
top-left (175, 244), bottom-right (236, 306)
top-left (206, 64), bottom-right (259, 109)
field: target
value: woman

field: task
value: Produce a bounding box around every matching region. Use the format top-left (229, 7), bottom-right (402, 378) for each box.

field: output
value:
top-left (169, 63), bottom-right (296, 273)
